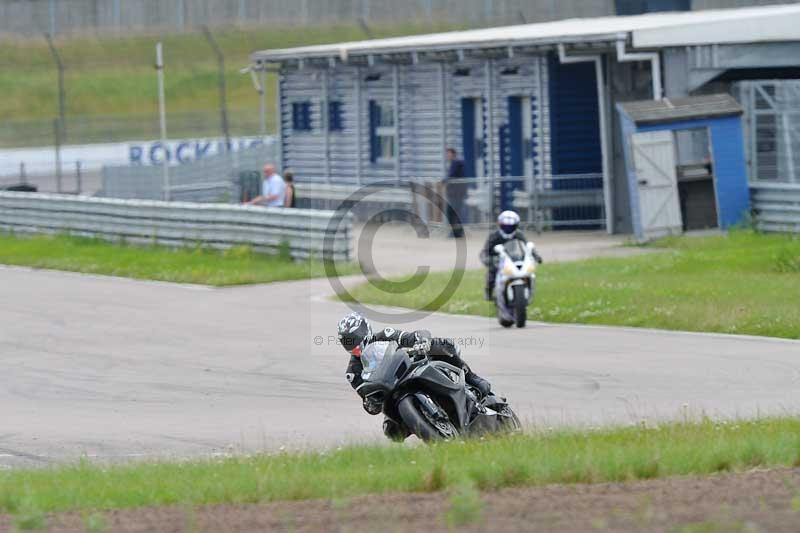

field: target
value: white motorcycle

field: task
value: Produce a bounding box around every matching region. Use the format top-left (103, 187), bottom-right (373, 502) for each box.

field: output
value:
top-left (493, 240), bottom-right (539, 328)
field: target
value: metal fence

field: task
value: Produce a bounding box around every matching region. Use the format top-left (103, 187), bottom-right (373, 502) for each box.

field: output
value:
top-left (750, 181), bottom-right (800, 233)
top-left (735, 80), bottom-right (800, 184)
top-left (3, 0), bottom-right (795, 36)
top-left (0, 111), bottom-right (265, 149)
top-left (0, 191), bottom-right (352, 261)
top-left (100, 142), bottom-right (277, 202)
top-left (288, 175), bottom-right (605, 230)
top-left (100, 144), bottom-right (606, 231)
top-left (0, 0), bottom-right (615, 36)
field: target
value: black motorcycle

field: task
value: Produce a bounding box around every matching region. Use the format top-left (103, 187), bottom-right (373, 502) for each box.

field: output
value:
top-left (358, 341), bottom-right (521, 441)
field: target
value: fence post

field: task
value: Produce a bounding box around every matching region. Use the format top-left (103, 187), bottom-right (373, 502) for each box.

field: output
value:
top-left (75, 161), bottom-right (82, 194)
top-left (156, 42), bottom-right (170, 201)
top-left (176, 0), bottom-right (185, 32)
top-left (201, 26), bottom-right (231, 152)
top-left (19, 162), bottom-right (26, 185)
top-left (53, 118), bottom-right (63, 193)
top-left (113, 0), bottom-right (121, 31)
top-left (45, 33), bottom-right (66, 147)
top-left (48, 0), bottom-right (57, 36)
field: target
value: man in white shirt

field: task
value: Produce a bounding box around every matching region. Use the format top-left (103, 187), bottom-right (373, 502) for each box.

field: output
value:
top-left (246, 163), bottom-right (286, 207)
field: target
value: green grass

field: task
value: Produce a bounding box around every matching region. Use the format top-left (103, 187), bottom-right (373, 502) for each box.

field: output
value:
top-left (0, 232), bottom-right (355, 285)
top-left (0, 418), bottom-right (799, 516)
top-left (342, 231), bottom-right (800, 339)
top-left (0, 22), bottom-right (461, 145)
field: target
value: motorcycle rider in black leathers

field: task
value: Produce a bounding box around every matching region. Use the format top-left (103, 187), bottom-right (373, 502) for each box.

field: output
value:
top-left (480, 210), bottom-right (543, 301)
top-left (337, 312), bottom-right (492, 441)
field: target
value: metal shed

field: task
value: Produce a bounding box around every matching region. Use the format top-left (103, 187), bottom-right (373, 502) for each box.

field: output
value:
top-left (249, 4), bottom-right (800, 233)
top-left (617, 94), bottom-right (749, 241)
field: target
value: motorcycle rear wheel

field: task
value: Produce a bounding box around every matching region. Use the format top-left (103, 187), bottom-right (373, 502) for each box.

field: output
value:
top-left (397, 396), bottom-right (458, 442)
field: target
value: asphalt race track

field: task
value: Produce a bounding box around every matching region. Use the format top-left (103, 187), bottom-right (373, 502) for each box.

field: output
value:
top-left (1, 231), bottom-right (799, 468)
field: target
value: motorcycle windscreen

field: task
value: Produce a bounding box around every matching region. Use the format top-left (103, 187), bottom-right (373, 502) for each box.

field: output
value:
top-left (504, 239), bottom-right (526, 262)
top-left (360, 341), bottom-right (397, 381)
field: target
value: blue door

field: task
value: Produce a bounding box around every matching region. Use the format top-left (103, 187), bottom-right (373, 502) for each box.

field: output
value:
top-left (461, 97), bottom-right (485, 179)
top-left (548, 53), bottom-right (603, 228)
top-left (500, 96), bottom-right (526, 211)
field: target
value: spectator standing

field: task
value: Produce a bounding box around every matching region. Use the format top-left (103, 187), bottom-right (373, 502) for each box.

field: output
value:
top-left (246, 163), bottom-right (285, 207)
top-left (284, 171), bottom-right (296, 208)
top-left (444, 147), bottom-right (466, 238)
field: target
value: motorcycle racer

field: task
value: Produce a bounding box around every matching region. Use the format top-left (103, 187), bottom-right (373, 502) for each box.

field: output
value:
top-left (337, 312), bottom-right (492, 441)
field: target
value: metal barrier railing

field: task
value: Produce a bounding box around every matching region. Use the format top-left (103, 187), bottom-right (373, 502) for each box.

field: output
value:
top-left (750, 181), bottom-right (800, 233)
top-left (294, 174), bottom-right (605, 231)
top-left (0, 191), bottom-right (352, 261)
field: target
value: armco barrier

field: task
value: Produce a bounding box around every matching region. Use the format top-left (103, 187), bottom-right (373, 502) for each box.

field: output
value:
top-left (0, 192), bottom-right (352, 262)
top-left (750, 182), bottom-right (800, 234)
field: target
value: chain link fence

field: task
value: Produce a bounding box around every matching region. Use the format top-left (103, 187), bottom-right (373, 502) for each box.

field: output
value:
top-left (0, 111), bottom-right (263, 149)
top-left (100, 142), bottom-right (606, 231)
top-left (100, 142), bottom-right (277, 202)
top-left (3, 0), bottom-right (797, 36)
top-left (0, 0), bottom-right (615, 36)
top-left (0, 112), bottom-right (268, 196)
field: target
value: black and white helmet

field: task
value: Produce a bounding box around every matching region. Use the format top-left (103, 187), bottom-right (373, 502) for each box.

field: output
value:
top-left (337, 312), bottom-right (373, 357)
top-left (497, 210), bottom-right (520, 238)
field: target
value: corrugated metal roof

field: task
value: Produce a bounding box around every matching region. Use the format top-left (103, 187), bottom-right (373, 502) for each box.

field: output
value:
top-left (617, 94), bottom-right (743, 124)
top-left (252, 4), bottom-right (800, 63)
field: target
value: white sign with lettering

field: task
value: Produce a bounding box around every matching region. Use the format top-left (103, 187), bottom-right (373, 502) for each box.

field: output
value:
top-left (0, 136), bottom-right (275, 177)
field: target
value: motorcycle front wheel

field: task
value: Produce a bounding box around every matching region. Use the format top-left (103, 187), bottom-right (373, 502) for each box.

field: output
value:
top-left (497, 306), bottom-right (514, 328)
top-left (513, 284), bottom-right (527, 328)
top-left (397, 396), bottom-right (458, 442)
top-left (496, 404), bottom-right (522, 433)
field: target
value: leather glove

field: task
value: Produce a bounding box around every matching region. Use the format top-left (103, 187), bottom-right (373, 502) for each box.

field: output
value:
top-left (413, 337), bottom-right (431, 354)
top-left (362, 396), bottom-right (382, 415)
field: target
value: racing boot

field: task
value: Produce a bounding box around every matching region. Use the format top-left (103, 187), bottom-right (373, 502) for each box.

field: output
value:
top-left (383, 417), bottom-right (411, 442)
top-left (465, 371), bottom-right (492, 398)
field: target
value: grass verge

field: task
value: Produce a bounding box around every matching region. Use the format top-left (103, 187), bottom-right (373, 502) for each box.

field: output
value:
top-left (0, 232), bottom-right (355, 285)
top-left (341, 231), bottom-right (800, 339)
top-left (1, 418), bottom-right (799, 516)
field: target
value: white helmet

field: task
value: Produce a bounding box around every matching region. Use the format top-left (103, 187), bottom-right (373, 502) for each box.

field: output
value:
top-left (497, 210), bottom-right (520, 238)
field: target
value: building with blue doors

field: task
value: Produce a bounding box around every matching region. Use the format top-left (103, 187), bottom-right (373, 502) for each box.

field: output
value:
top-left (249, 3), bottom-right (800, 234)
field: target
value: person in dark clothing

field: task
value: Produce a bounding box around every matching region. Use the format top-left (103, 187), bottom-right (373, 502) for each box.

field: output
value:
top-left (480, 210), bottom-right (543, 301)
top-left (444, 148), bottom-right (466, 238)
top-left (337, 312), bottom-right (492, 441)
top-left (283, 171), bottom-right (296, 208)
